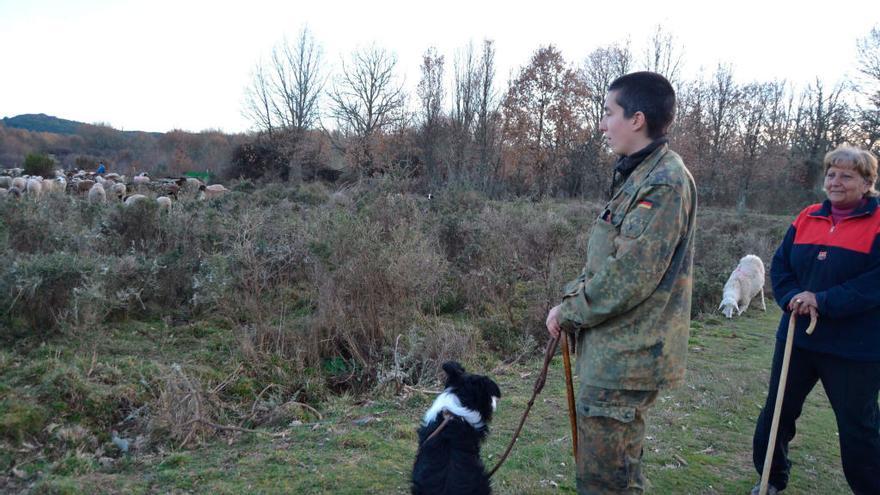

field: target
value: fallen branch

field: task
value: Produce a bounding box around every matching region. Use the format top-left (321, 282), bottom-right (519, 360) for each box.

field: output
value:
top-left (404, 385), bottom-right (441, 395)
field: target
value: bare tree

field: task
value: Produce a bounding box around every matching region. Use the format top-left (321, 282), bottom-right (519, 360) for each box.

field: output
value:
top-left (583, 41), bottom-right (632, 132)
top-left (703, 63), bottom-right (741, 202)
top-left (417, 48), bottom-right (445, 131)
top-left (450, 42), bottom-right (480, 178)
top-left (243, 62), bottom-right (275, 136)
top-left (856, 25), bottom-right (880, 150)
top-left (642, 25), bottom-right (684, 86)
top-left (474, 39), bottom-right (500, 186)
top-left (792, 79), bottom-right (850, 193)
top-left (271, 28), bottom-right (325, 133)
top-left (452, 43), bottom-right (479, 135)
top-left (858, 25), bottom-right (880, 88)
top-left (763, 80), bottom-right (793, 151)
top-left (576, 42), bottom-right (632, 197)
top-left (734, 82), bottom-right (774, 210)
top-left (243, 27), bottom-right (325, 137)
top-left (328, 45), bottom-right (406, 175)
top-left (416, 47), bottom-right (445, 181)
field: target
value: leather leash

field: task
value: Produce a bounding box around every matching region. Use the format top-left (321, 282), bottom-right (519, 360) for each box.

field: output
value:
top-left (488, 332), bottom-right (562, 477)
top-left (416, 410), bottom-right (454, 455)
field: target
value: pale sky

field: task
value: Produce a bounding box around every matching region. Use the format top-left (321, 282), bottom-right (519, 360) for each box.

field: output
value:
top-left (0, 0), bottom-right (877, 134)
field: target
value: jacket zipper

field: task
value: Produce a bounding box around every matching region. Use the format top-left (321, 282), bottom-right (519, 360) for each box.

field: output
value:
top-left (826, 209), bottom-right (871, 233)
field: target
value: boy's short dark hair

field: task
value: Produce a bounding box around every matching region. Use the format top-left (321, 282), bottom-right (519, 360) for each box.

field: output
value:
top-left (608, 71), bottom-right (676, 139)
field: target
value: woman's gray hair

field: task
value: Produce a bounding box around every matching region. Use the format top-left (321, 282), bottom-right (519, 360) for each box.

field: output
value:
top-left (824, 145), bottom-right (879, 197)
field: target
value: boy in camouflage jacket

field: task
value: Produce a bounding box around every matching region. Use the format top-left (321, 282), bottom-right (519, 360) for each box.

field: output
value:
top-left (546, 72), bottom-right (697, 494)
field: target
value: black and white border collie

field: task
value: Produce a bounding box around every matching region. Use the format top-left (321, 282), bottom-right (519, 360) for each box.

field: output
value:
top-left (412, 361), bottom-right (502, 495)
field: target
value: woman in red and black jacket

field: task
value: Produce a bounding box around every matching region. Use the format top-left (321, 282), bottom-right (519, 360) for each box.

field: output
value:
top-left (751, 145), bottom-right (880, 495)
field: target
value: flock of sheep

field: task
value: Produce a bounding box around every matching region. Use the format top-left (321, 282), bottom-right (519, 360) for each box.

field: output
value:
top-left (0, 167), bottom-right (230, 210)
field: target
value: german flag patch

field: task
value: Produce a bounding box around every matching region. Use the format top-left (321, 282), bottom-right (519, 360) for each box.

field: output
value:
top-left (637, 200), bottom-right (653, 210)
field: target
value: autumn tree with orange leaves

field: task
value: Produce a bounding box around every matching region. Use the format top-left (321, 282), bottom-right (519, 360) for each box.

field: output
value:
top-left (501, 45), bottom-right (589, 197)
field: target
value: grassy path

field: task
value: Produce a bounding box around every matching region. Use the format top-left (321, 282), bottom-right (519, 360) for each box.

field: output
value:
top-left (26, 308), bottom-right (851, 494)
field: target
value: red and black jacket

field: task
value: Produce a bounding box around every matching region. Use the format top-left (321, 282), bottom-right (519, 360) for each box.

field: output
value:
top-left (771, 197), bottom-right (880, 361)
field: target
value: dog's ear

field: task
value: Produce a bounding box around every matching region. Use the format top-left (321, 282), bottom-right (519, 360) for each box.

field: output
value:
top-left (485, 378), bottom-right (501, 399)
top-left (442, 361), bottom-right (466, 385)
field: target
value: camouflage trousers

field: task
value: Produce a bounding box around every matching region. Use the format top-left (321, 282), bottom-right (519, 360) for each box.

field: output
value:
top-left (576, 386), bottom-right (658, 495)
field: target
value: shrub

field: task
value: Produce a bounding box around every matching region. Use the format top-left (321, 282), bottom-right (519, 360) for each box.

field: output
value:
top-left (450, 201), bottom-right (580, 342)
top-left (378, 317), bottom-right (481, 389)
top-left (148, 364), bottom-right (218, 447)
top-left (23, 152), bottom-right (55, 178)
top-left (0, 195), bottom-right (81, 254)
top-left (311, 205), bottom-right (447, 384)
top-left (227, 139), bottom-right (289, 181)
top-left (103, 200), bottom-right (161, 253)
top-left (0, 252), bottom-right (94, 336)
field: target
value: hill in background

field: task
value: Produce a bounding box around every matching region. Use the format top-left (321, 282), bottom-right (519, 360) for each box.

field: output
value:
top-left (2, 113), bottom-right (85, 135)
top-left (0, 113), bottom-right (243, 177)
top-left (1, 113), bottom-right (164, 137)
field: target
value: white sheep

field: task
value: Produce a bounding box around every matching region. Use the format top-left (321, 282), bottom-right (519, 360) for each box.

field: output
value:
top-left (133, 174), bottom-right (150, 188)
top-left (185, 177), bottom-right (203, 191)
top-left (124, 194), bottom-right (148, 206)
top-left (26, 178), bottom-right (43, 199)
top-left (719, 254), bottom-right (767, 318)
top-left (109, 182), bottom-right (127, 201)
top-left (11, 176), bottom-right (27, 191)
top-left (88, 183), bottom-right (107, 203)
top-left (55, 179), bottom-right (67, 194)
top-left (42, 178), bottom-right (62, 195)
top-left (198, 184), bottom-right (228, 200)
top-left (0, 176), bottom-right (11, 189)
top-left (156, 196), bottom-right (172, 212)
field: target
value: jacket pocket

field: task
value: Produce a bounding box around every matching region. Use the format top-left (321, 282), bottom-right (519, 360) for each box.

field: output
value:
top-left (620, 205), bottom-right (656, 239)
top-left (563, 279), bottom-right (585, 298)
top-left (578, 402), bottom-right (636, 423)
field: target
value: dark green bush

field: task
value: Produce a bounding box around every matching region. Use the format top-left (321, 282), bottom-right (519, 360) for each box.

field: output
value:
top-left (23, 152), bottom-right (55, 178)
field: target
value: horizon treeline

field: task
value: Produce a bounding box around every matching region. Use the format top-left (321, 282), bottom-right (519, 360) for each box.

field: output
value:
top-left (2, 25), bottom-right (878, 213)
top-left (237, 25), bottom-right (880, 213)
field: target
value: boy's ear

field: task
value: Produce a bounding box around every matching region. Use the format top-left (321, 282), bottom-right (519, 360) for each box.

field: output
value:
top-left (631, 111), bottom-right (648, 133)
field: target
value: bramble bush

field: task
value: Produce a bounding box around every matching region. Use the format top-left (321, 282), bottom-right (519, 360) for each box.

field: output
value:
top-left (0, 178), bottom-right (794, 415)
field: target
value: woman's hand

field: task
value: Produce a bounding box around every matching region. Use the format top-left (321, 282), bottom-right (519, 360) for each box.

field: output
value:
top-left (788, 291), bottom-right (818, 317)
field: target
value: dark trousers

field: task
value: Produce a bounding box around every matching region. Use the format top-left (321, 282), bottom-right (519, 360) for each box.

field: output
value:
top-left (752, 340), bottom-right (880, 494)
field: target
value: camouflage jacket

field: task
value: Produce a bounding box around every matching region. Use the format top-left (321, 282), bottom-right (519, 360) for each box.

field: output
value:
top-left (559, 144), bottom-right (697, 390)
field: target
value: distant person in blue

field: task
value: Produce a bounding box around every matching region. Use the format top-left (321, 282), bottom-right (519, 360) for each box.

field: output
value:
top-left (751, 145), bottom-right (880, 495)
top-left (97, 163), bottom-right (106, 174)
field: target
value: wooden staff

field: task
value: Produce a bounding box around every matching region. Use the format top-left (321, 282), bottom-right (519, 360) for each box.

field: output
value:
top-left (759, 312), bottom-right (817, 495)
top-left (562, 331), bottom-right (578, 461)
